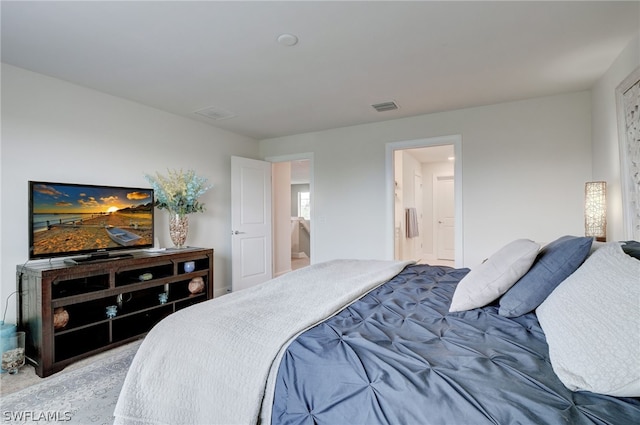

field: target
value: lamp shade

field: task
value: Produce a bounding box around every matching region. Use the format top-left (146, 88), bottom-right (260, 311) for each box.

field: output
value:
top-left (585, 181), bottom-right (606, 242)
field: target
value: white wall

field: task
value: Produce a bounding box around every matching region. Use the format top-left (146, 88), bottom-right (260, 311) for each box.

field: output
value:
top-left (1, 64), bottom-right (260, 324)
top-left (260, 92), bottom-right (592, 267)
top-left (591, 33), bottom-right (640, 241)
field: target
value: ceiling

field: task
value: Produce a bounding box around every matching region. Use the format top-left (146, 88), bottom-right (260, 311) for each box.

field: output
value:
top-left (2, 1), bottom-right (638, 140)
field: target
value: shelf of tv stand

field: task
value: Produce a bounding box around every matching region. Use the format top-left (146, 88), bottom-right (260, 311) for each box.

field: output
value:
top-left (49, 270), bottom-right (208, 308)
top-left (18, 247), bottom-right (214, 377)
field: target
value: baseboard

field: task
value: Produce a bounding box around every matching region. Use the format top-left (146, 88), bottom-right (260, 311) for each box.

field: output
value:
top-left (214, 287), bottom-right (231, 297)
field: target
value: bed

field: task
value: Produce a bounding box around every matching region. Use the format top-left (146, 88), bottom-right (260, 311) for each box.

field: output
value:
top-left (114, 237), bottom-right (640, 425)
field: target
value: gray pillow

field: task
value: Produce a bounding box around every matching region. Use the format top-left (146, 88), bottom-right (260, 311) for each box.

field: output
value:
top-left (449, 239), bottom-right (540, 312)
top-left (498, 235), bottom-right (592, 317)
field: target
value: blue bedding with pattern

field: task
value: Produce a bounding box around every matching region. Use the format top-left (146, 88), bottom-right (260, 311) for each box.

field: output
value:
top-left (270, 264), bottom-right (640, 424)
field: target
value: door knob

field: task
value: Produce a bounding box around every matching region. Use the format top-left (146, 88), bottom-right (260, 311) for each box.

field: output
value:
top-left (232, 230), bottom-right (246, 235)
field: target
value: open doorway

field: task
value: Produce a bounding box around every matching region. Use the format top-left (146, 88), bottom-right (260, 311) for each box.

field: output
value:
top-left (386, 135), bottom-right (463, 267)
top-left (394, 146), bottom-right (455, 266)
top-left (270, 156), bottom-right (312, 276)
top-left (290, 160), bottom-right (311, 270)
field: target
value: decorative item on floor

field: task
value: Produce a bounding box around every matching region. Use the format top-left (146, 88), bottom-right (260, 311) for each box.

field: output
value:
top-left (183, 261), bottom-right (195, 273)
top-left (585, 181), bottom-right (607, 242)
top-left (53, 307), bottom-right (69, 330)
top-left (188, 277), bottom-right (205, 294)
top-left (106, 305), bottom-right (118, 319)
top-left (158, 292), bottom-right (168, 304)
top-left (0, 322), bottom-right (16, 340)
top-left (1, 292), bottom-right (21, 374)
top-left (0, 321), bottom-right (17, 374)
top-left (145, 169), bottom-right (212, 249)
top-left (2, 331), bottom-right (25, 374)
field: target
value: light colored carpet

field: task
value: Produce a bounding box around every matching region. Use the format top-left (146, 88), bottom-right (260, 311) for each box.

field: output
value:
top-left (0, 340), bottom-right (141, 424)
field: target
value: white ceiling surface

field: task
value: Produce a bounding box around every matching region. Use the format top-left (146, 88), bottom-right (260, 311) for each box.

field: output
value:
top-left (2, 1), bottom-right (638, 140)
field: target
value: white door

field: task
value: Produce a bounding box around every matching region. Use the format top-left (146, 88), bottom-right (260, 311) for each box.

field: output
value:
top-left (231, 156), bottom-right (272, 291)
top-left (435, 175), bottom-right (455, 261)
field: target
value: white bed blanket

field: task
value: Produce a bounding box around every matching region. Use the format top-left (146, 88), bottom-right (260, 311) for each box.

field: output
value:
top-left (114, 259), bottom-right (412, 425)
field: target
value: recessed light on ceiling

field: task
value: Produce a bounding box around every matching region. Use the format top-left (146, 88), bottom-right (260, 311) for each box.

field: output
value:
top-left (277, 33), bottom-right (299, 47)
top-left (372, 101), bottom-right (399, 112)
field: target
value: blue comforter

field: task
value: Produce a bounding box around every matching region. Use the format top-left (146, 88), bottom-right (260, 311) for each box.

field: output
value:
top-left (271, 264), bottom-right (640, 424)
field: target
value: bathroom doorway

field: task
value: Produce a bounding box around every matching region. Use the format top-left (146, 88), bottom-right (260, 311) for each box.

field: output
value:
top-left (289, 160), bottom-right (311, 270)
top-left (386, 136), bottom-right (463, 267)
top-left (269, 154), bottom-right (313, 276)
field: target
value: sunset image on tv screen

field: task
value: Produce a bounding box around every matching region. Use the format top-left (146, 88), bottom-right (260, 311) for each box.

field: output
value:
top-left (31, 182), bottom-right (154, 257)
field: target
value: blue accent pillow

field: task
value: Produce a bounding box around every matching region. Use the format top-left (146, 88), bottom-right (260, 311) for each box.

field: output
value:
top-left (498, 235), bottom-right (593, 318)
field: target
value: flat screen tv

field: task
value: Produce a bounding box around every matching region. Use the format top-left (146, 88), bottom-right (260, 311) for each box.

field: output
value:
top-left (29, 181), bottom-right (155, 261)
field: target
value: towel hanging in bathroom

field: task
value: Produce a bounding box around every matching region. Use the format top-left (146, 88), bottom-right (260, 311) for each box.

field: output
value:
top-left (406, 207), bottom-right (419, 238)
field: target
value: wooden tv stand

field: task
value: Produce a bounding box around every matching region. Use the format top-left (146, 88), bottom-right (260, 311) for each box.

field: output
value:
top-left (17, 248), bottom-right (214, 377)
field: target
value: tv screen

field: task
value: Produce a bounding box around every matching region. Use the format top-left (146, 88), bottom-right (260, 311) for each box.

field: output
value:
top-left (29, 181), bottom-right (155, 260)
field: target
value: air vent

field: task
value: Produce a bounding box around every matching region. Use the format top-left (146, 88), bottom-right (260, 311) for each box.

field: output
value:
top-left (371, 101), bottom-right (399, 112)
top-left (194, 106), bottom-right (236, 121)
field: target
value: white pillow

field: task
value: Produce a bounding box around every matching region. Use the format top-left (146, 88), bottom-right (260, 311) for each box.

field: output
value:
top-left (449, 239), bottom-right (540, 312)
top-left (536, 242), bottom-right (640, 397)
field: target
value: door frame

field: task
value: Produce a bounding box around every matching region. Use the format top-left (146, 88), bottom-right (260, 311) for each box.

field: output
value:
top-left (265, 152), bottom-right (315, 266)
top-left (385, 135), bottom-right (463, 267)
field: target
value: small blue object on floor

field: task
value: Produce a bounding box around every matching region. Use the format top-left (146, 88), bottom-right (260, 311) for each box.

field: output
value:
top-left (1, 321), bottom-right (17, 374)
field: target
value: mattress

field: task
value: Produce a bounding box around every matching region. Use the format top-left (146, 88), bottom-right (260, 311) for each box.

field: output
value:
top-left (271, 264), bottom-right (640, 424)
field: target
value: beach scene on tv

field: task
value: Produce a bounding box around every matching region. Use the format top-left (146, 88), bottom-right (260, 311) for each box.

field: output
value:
top-left (31, 183), bottom-right (154, 257)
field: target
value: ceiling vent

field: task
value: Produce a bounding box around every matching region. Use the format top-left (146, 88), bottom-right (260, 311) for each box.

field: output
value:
top-left (194, 106), bottom-right (236, 121)
top-left (371, 101), bottom-right (399, 112)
